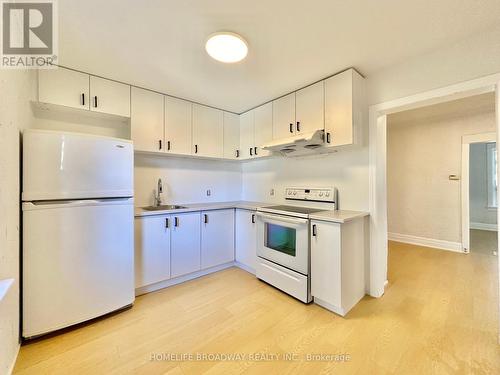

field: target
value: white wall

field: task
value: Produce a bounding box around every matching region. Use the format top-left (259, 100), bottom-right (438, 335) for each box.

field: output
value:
top-left (134, 154), bottom-right (242, 207)
top-left (241, 148), bottom-right (369, 211)
top-left (387, 103), bottom-right (496, 244)
top-left (470, 143), bottom-right (497, 226)
top-left (0, 70), bottom-right (35, 374)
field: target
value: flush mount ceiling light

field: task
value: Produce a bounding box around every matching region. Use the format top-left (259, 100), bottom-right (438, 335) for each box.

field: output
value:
top-left (205, 32), bottom-right (248, 63)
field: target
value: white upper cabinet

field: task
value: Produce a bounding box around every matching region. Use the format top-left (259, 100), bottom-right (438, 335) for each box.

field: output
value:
top-left (272, 93), bottom-right (296, 140)
top-left (223, 112), bottom-right (240, 160)
top-left (38, 68), bottom-right (90, 110)
top-left (134, 215), bottom-right (171, 289)
top-left (131, 87), bottom-right (164, 153)
top-left (89, 76), bottom-right (131, 117)
top-left (253, 102), bottom-right (273, 157)
top-left (295, 81), bottom-right (324, 134)
top-left (324, 69), bottom-right (364, 148)
top-left (239, 110), bottom-right (255, 160)
top-left (192, 104), bottom-right (224, 158)
top-left (165, 96), bottom-right (192, 156)
top-left (201, 209), bottom-right (235, 269)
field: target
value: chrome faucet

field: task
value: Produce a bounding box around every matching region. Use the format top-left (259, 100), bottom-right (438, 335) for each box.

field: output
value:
top-left (155, 178), bottom-right (163, 207)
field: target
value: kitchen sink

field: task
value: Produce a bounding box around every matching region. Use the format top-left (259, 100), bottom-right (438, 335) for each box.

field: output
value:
top-left (142, 205), bottom-right (187, 211)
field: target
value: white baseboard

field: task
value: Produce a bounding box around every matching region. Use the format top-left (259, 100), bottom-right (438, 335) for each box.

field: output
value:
top-left (233, 261), bottom-right (255, 275)
top-left (470, 222), bottom-right (498, 231)
top-left (388, 232), bottom-right (463, 253)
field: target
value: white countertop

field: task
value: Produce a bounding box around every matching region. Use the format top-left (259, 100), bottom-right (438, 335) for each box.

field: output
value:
top-left (135, 201), bottom-right (369, 224)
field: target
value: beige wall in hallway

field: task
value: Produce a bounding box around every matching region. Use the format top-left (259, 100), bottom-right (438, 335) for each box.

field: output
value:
top-left (387, 94), bottom-right (496, 244)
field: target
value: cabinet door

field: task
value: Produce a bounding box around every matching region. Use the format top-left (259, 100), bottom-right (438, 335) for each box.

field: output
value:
top-left (89, 76), bottom-right (131, 117)
top-left (201, 209), bottom-right (235, 269)
top-left (38, 68), bottom-right (89, 110)
top-left (223, 112), bottom-right (240, 160)
top-left (239, 110), bottom-right (255, 159)
top-left (295, 81), bottom-right (324, 134)
top-left (170, 212), bottom-right (201, 278)
top-left (192, 104), bottom-right (224, 158)
top-left (272, 93), bottom-right (295, 140)
top-left (310, 220), bottom-right (341, 307)
top-left (235, 209), bottom-right (257, 271)
top-left (131, 87), bottom-right (164, 152)
top-left (165, 96), bottom-right (192, 155)
top-left (325, 69), bottom-right (361, 147)
top-left (134, 215), bottom-right (171, 288)
top-left (253, 102), bottom-right (273, 158)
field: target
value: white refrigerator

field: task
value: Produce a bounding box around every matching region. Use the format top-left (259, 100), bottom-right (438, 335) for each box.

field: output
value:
top-left (22, 129), bottom-right (135, 338)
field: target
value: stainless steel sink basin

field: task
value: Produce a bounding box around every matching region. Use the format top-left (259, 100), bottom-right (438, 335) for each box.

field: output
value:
top-left (142, 205), bottom-right (187, 211)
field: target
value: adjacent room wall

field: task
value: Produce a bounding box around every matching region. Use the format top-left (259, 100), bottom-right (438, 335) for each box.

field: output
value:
top-left (0, 70), bottom-right (35, 375)
top-left (387, 98), bottom-right (496, 247)
top-left (134, 154), bottom-right (242, 207)
top-left (470, 143), bottom-right (497, 228)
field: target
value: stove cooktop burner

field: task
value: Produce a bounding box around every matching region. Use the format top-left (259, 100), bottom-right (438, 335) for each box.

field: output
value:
top-left (262, 205), bottom-right (324, 215)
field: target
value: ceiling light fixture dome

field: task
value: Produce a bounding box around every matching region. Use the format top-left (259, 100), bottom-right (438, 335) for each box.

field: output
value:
top-left (205, 32), bottom-right (248, 63)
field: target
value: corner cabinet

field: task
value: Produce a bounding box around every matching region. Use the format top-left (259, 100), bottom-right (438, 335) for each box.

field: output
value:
top-left (192, 104), bottom-right (224, 158)
top-left (239, 103), bottom-right (273, 160)
top-left (235, 209), bottom-right (257, 272)
top-left (223, 112), bottom-right (240, 160)
top-left (310, 218), bottom-right (366, 316)
top-left (201, 209), bottom-right (235, 268)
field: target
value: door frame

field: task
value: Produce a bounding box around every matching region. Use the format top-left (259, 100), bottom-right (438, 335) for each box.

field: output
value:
top-left (368, 72), bottom-right (500, 298)
top-left (461, 132), bottom-right (497, 253)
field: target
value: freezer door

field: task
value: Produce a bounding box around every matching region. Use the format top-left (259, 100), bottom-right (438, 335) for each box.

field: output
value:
top-left (22, 129), bottom-right (133, 201)
top-left (22, 198), bottom-right (134, 338)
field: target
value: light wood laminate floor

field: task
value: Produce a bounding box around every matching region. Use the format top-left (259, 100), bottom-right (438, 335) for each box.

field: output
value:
top-left (14, 242), bottom-right (500, 374)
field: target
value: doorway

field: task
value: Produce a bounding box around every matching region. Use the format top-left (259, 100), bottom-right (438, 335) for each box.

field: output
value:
top-left (465, 139), bottom-right (498, 256)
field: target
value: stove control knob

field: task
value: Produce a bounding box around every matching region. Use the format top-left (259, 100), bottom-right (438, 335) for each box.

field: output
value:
top-left (319, 192), bottom-right (324, 197)
top-left (287, 190), bottom-right (292, 195)
top-left (293, 191), bottom-right (297, 196)
top-left (326, 192), bottom-right (330, 197)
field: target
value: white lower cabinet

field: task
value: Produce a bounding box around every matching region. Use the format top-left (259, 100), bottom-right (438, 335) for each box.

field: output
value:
top-left (201, 209), bottom-right (235, 268)
top-left (170, 212), bottom-right (201, 278)
top-left (235, 209), bottom-right (257, 272)
top-left (134, 215), bottom-right (171, 289)
top-left (310, 219), bottom-right (365, 316)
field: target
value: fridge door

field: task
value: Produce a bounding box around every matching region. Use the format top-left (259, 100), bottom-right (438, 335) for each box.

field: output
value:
top-left (22, 198), bottom-right (134, 338)
top-left (22, 129), bottom-right (133, 201)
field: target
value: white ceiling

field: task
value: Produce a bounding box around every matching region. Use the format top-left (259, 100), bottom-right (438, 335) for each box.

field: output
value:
top-left (59, 0), bottom-right (500, 113)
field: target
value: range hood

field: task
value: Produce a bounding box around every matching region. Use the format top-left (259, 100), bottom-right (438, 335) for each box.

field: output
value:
top-left (261, 129), bottom-right (327, 156)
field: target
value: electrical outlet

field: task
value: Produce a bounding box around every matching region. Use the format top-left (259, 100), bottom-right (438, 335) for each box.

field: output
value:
top-left (270, 188), bottom-right (275, 196)
top-left (206, 189), bottom-right (211, 196)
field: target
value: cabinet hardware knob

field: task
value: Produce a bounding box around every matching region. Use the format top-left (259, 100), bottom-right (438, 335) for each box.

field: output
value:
top-left (326, 133), bottom-right (331, 144)
top-left (94, 96), bottom-right (98, 108)
top-left (236, 149), bottom-right (240, 158)
top-left (159, 140), bottom-right (162, 150)
top-left (81, 93), bottom-right (85, 106)
top-left (204, 214), bottom-right (208, 224)
top-left (289, 123), bottom-right (293, 133)
top-left (250, 147), bottom-right (253, 156)
top-left (167, 141), bottom-right (171, 151)
top-left (174, 217), bottom-right (179, 227)
top-left (312, 224), bottom-right (317, 237)
top-left (251, 214), bottom-right (255, 224)
top-left (296, 121), bottom-right (301, 132)
top-left (254, 146), bottom-right (258, 156)
top-left (165, 218), bottom-right (169, 228)
top-left (195, 144), bottom-right (198, 154)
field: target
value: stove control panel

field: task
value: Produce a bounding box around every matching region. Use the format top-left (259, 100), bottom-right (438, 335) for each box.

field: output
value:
top-left (285, 187), bottom-right (337, 203)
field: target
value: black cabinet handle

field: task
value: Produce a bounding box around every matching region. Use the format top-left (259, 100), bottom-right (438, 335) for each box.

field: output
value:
top-left (251, 214), bottom-right (255, 224)
top-left (312, 224), bottom-right (317, 237)
top-left (236, 149), bottom-right (240, 158)
top-left (159, 140), bottom-right (162, 150)
top-left (167, 141), bottom-right (171, 151)
top-left (94, 96), bottom-right (98, 108)
top-left (81, 93), bottom-right (85, 106)
top-left (204, 214), bottom-right (208, 224)
top-left (165, 217), bottom-right (169, 228)
top-left (296, 121), bottom-right (301, 132)
top-left (250, 147), bottom-right (253, 156)
top-left (174, 217), bottom-right (179, 227)
top-left (326, 132), bottom-right (331, 144)
top-left (254, 146), bottom-right (258, 156)
top-left (289, 123), bottom-right (293, 133)
top-left (195, 145), bottom-right (198, 154)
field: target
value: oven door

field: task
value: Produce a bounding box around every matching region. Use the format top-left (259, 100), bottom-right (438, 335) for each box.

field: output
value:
top-left (256, 212), bottom-right (309, 275)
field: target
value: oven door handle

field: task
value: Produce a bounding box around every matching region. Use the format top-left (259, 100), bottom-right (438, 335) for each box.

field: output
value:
top-left (255, 212), bottom-right (309, 225)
